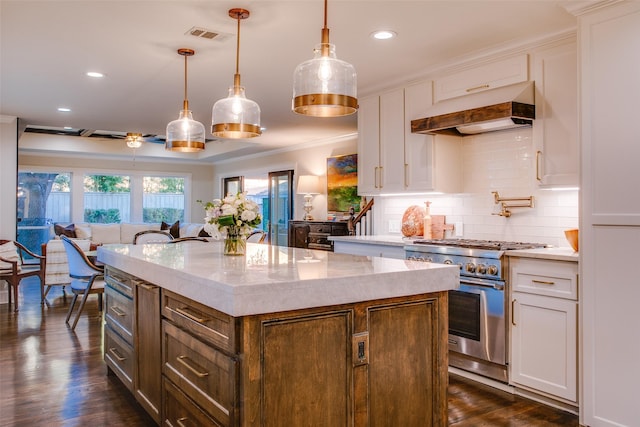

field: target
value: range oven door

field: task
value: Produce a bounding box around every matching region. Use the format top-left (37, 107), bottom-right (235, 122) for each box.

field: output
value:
top-left (448, 278), bottom-right (506, 365)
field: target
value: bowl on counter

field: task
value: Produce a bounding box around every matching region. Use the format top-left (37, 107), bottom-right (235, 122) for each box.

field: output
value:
top-left (564, 229), bottom-right (579, 252)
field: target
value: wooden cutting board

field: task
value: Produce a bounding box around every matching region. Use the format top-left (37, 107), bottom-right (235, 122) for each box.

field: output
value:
top-left (430, 215), bottom-right (454, 239)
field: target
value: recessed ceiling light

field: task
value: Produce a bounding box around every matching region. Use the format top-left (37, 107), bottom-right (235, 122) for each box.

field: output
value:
top-left (371, 30), bottom-right (397, 40)
top-left (63, 126), bottom-right (73, 130)
top-left (57, 107), bottom-right (71, 112)
top-left (86, 71), bottom-right (104, 78)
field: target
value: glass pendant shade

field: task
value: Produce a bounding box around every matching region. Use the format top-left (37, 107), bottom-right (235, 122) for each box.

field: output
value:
top-left (166, 48), bottom-right (206, 152)
top-left (166, 109), bottom-right (206, 152)
top-left (293, 43), bottom-right (357, 117)
top-left (211, 84), bottom-right (261, 138)
top-left (292, 0), bottom-right (357, 117)
top-left (211, 8), bottom-right (261, 139)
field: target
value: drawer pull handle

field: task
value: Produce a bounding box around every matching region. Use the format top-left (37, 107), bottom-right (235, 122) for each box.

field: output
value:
top-left (133, 280), bottom-right (157, 290)
top-left (511, 299), bottom-right (517, 326)
top-left (532, 279), bottom-right (555, 285)
top-left (176, 417), bottom-right (188, 427)
top-left (108, 347), bottom-right (126, 362)
top-left (466, 84), bottom-right (490, 93)
top-left (110, 306), bottom-right (126, 317)
top-left (175, 307), bottom-right (207, 324)
top-left (177, 355), bottom-right (209, 378)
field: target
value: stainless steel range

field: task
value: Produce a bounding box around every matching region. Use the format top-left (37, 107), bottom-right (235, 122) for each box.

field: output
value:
top-left (404, 238), bottom-right (547, 382)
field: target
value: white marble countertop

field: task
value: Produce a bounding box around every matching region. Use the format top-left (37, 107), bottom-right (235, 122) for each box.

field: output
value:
top-left (97, 241), bottom-right (458, 317)
top-left (329, 234), bottom-right (418, 247)
top-left (505, 247), bottom-right (579, 262)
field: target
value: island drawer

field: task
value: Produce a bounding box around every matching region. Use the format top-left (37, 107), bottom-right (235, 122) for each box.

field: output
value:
top-left (162, 320), bottom-right (237, 426)
top-left (105, 267), bottom-right (133, 298)
top-left (162, 290), bottom-right (237, 353)
top-left (104, 283), bottom-right (134, 342)
top-left (510, 258), bottom-right (578, 300)
top-left (164, 377), bottom-right (223, 427)
top-left (104, 325), bottom-right (134, 391)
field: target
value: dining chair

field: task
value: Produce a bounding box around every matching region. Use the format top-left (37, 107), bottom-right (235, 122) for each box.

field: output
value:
top-left (133, 230), bottom-right (174, 244)
top-left (167, 236), bottom-right (210, 243)
top-left (247, 230), bottom-right (267, 244)
top-left (61, 236), bottom-right (105, 330)
top-left (0, 239), bottom-right (46, 312)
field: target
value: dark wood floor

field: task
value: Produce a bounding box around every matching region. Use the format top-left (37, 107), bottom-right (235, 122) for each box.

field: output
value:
top-left (1, 278), bottom-right (579, 426)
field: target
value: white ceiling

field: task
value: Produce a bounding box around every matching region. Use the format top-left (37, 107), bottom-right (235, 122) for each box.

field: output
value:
top-left (1, 1), bottom-right (577, 163)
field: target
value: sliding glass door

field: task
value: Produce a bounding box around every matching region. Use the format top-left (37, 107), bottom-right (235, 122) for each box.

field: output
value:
top-left (268, 170), bottom-right (293, 246)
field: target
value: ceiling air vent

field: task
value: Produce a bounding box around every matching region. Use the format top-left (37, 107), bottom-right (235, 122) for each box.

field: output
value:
top-left (185, 26), bottom-right (231, 42)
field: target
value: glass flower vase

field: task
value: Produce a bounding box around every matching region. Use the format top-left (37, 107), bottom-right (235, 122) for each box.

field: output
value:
top-left (224, 231), bottom-right (246, 256)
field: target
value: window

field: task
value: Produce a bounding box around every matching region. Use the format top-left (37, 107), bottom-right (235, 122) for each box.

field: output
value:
top-left (143, 176), bottom-right (185, 223)
top-left (17, 172), bottom-right (70, 258)
top-left (83, 174), bottom-right (130, 223)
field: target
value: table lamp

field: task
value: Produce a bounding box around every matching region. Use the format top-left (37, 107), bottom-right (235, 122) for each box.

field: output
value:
top-left (297, 175), bottom-right (321, 220)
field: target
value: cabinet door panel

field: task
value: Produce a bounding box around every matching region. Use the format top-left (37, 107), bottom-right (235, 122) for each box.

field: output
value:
top-left (357, 96), bottom-right (380, 194)
top-left (379, 89), bottom-right (405, 192)
top-left (368, 298), bottom-right (443, 427)
top-left (261, 311), bottom-right (353, 426)
top-left (135, 281), bottom-right (161, 423)
top-left (511, 292), bottom-right (577, 402)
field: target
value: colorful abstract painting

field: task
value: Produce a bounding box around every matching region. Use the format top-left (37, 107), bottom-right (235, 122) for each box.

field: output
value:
top-left (327, 154), bottom-right (361, 214)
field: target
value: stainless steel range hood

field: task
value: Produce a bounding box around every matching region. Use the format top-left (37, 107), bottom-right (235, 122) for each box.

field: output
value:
top-left (411, 81), bottom-right (535, 136)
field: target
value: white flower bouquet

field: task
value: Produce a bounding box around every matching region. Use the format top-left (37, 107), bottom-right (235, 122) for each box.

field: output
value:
top-left (200, 193), bottom-right (262, 241)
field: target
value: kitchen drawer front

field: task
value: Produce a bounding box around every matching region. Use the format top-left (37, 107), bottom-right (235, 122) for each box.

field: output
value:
top-left (104, 325), bottom-right (134, 391)
top-left (164, 377), bottom-right (223, 427)
top-left (163, 320), bottom-right (237, 426)
top-left (105, 283), bottom-right (134, 342)
top-left (105, 267), bottom-right (133, 298)
top-left (162, 290), bottom-right (237, 353)
top-left (511, 258), bottom-right (578, 300)
top-left (309, 223), bottom-right (332, 234)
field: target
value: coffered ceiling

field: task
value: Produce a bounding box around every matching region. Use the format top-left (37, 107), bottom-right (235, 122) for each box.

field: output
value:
top-left (0, 1), bottom-right (577, 163)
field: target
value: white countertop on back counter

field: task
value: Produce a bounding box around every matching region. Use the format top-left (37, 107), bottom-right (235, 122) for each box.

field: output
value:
top-left (97, 241), bottom-right (458, 317)
top-left (328, 234), bottom-right (418, 246)
top-left (505, 247), bottom-right (579, 262)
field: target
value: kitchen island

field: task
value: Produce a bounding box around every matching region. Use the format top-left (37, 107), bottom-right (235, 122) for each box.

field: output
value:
top-left (98, 241), bottom-right (458, 426)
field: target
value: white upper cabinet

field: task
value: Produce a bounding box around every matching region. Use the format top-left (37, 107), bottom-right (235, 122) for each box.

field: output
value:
top-left (433, 54), bottom-right (529, 102)
top-left (357, 82), bottom-right (462, 196)
top-left (532, 39), bottom-right (579, 187)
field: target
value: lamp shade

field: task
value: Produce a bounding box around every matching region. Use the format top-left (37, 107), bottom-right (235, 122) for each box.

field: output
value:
top-left (297, 175), bottom-right (321, 194)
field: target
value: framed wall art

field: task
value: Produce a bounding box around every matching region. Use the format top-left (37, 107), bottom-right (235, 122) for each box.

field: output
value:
top-left (327, 154), bottom-right (361, 216)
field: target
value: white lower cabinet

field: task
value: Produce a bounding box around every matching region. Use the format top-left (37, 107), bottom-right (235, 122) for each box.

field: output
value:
top-left (509, 257), bottom-right (578, 404)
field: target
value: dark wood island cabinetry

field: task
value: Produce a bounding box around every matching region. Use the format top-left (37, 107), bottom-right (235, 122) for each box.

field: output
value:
top-left (99, 242), bottom-right (457, 426)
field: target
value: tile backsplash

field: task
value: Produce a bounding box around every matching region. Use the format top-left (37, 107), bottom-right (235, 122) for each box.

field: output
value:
top-left (374, 128), bottom-right (579, 248)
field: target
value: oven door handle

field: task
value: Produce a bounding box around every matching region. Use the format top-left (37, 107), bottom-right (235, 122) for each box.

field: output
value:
top-left (460, 278), bottom-right (504, 291)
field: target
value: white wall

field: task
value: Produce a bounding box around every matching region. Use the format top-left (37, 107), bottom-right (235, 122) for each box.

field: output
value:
top-left (213, 135), bottom-right (358, 221)
top-left (0, 116), bottom-right (18, 239)
top-left (374, 127), bottom-right (579, 248)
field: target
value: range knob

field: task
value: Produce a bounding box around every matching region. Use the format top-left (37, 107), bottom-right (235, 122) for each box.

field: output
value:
top-left (488, 265), bottom-right (499, 276)
top-left (465, 263), bottom-right (476, 273)
top-left (443, 259), bottom-right (453, 265)
top-left (477, 264), bottom-right (487, 274)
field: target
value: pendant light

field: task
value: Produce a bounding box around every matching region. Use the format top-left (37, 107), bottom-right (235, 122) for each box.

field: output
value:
top-left (166, 48), bottom-right (206, 152)
top-left (292, 0), bottom-right (357, 117)
top-left (211, 8), bottom-right (261, 139)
